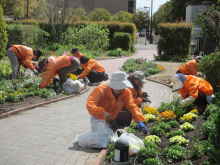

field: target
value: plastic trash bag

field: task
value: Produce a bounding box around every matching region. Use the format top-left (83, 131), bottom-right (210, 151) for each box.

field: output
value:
top-left (62, 78), bottom-right (85, 94)
top-left (24, 69), bottom-right (35, 77)
top-left (111, 129), bottom-right (145, 155)
top-left (75, 116), bottom-right (114, 148)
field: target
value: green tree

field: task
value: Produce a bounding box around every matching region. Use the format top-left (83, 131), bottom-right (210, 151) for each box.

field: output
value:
top-left (112, 11), bottom-right (133, 22)
top-left (88, 8), bottom-right (111, 21)
top-left (1, 0), bottom-right (25, 19)
top-left (153, 1), bottom-right (173, 29)
top-left (0, 5), bottom-right (8, 59)
top-left (28, 0), bottom-right (48, 20)
top-left (132, 8), bottom-right (149, 34)
top-left (196, 4), bottom-right (220, 48)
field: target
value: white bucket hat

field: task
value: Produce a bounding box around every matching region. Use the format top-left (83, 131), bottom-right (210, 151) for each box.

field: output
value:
top-left (171, 74), bottom-right (186, 92)
top-left (108, 71), bottom-right (133, 90)
top-left (133, 71), bottom-right (147, 83)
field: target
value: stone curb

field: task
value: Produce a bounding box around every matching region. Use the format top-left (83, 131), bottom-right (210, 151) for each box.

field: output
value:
top-left (94, 149), bottom-right (107, 165)
top-left (0, 85), bottom-right (90, 119)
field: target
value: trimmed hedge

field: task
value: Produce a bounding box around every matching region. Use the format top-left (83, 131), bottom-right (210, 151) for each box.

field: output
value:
top-left (7, 24), bottom-right (49, 48)
top-left (0, 5), bottom-right (8, 59)
top-left (157, 23), bottom-right (193, 61)
top-left (113, 32), bottom-right (132, 51)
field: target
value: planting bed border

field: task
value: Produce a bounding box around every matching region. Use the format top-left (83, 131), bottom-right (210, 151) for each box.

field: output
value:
top-left (0, 85), bottom-right (90, 119)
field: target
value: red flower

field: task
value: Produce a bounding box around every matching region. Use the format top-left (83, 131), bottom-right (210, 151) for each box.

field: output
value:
top-left (51, 52), bottom-right (55, 55)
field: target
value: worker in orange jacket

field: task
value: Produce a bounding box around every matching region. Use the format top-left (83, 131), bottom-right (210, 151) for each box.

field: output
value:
top-left (77, 56), bottom-right (108, 86)
top-left (86, 71), bottom-right (147, 133)
top-left (6, 45), bottom-right (42, 79)
top-left (127, 71), bottom-right (151, 106)
top-left (176, 56), bottom-right (202, 76)
top-left (38, 55), bottom-right (80, 88)
top-left (171, 73), bottom-right (215, 113)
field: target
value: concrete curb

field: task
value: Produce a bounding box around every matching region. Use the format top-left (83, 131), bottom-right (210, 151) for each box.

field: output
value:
top-left (94, 149), bottom-right (107, 165)
top-left (0, 85), bottom-right (90, 119)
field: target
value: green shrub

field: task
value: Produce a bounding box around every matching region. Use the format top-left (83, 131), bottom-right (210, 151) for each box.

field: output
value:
top-left (136, 148), bottom-right (159, 163)
top-left (149, 126), bottom-right (165, 137)
top-left (156, 23), bottom-right (193, 61)
top-left (157, 102), bottom-right (173, 113)
top-left (162, 145), bottom-right (186, 163)
top-left (188, 144), bottom-right (203, 159)
top-left (0, 5), bottom-right (8, 59)
top-left (107, 48), bottom-right (122, 57)
top-left (167, 130), bottom-right (184, 138)
top-left (156, 122), bottom-right (171, 132)
top-left (166, 120), bottom-right (179, 128)
top-left (105, 143), bottom-right (114, 162)
top-left (62, 23), bottom-right (109, 50)
top-left (143, 158), bottom-right (163, 165)
top-left (143, 140), bottom-right (158, 149)
top-left (202, 120), bottom-right (215, 137)
top-left (7, 24), bottom-right (49, 48)
top-left (113, 32), bottom-right (132, 51)
top-left (197, 51), bottom-right (220, 92)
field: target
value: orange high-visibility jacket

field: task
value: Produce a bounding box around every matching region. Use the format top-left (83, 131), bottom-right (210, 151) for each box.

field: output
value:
top-left (86, 82), bottom-right (144, 123)
top-left (40, 56), bottom-right (71, 88)
top-left (10, 45), bottom-right (35, 70)
top-left (179, 59), bottom-right (197, 76)
top-left (127, 87), bottom-right (144, 106)
top-left (72, 52), bottom-right (86, 69)
top-left (78, 59), bottom-right (105, 79)
top-left (178, 75), bottom-right (213, 99)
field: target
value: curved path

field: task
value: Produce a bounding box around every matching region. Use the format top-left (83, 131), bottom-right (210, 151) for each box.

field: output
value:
top-left (0, 44), bottom-right (173, 165)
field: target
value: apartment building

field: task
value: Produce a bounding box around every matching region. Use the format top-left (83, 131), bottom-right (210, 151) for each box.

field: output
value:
top-left (84, 0), bottom-right (136, 14)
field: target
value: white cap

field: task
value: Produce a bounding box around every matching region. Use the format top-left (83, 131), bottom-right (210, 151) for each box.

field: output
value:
top-left (108, 71), bottom-right (133, 90)
top-left (171, 74), bottom-right (184, 92)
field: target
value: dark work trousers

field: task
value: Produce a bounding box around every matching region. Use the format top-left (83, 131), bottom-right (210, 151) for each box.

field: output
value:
top-left (115, 109), bottom-right (132, 127)
top-left (193, 92), bottom-right (208, 113)
top-left (73, 68), bottom-right (107, 83)
top-left (58, 58), bottom-right (80, 86)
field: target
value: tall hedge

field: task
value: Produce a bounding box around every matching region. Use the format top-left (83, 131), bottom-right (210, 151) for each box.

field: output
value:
top-left (157, 23), bottom-right (193, 61)
top-left (113, 32), bottom-right (132, 51)
top-left (0, 5), bottom-right (8, 59)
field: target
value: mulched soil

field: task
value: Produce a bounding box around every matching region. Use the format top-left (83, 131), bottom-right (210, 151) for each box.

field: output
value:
top-left (100, 114), bottom-right (213, 165)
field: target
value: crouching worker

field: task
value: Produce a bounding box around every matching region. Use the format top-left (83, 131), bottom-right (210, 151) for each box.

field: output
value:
top-left (127, 71), bottom-right (151, 108)
top-left (38, 55), bottom-right (80, 88)
top-left (171, 73), bottom-right (215, 113)
top-left (6, 44), bottom-right (42, 79)
top-left (75, 71), bottom-right (147, 148)
top-left (77, 56), bottom-right (109, 86)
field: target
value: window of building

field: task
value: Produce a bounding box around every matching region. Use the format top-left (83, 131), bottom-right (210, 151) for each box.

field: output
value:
top-left (128, 1), bottom-right (134, 8)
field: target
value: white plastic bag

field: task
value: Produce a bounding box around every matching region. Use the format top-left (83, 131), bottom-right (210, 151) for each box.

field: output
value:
top-left (111, 129), bottom-right (145, 155)
top-left (62, 79), bottom-right (85, 94)
top-left (75, 116), bottom-right (114, 148)
top-left (24, 68), bottom-right (35, 77)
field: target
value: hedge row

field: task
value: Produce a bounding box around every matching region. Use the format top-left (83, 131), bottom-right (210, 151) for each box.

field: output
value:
top-left (157, 23), bottom-right (193, 61)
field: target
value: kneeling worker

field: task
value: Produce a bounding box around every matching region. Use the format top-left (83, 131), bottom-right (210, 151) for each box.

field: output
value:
top-left (171, 73), bottom-right (215, 113)
top-left (38, 55), bottom-right (80, 88)
top-left (77, 56), bottom-right (108, 86)
top-left (86, 71), bottom-right (147, 133)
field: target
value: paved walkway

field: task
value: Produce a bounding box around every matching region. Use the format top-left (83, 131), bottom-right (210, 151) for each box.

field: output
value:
top-left (0, 44), bottom-right (173, 165)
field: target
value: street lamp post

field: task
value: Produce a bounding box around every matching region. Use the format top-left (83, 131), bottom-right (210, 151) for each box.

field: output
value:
top-left (150, 0), bottom-right (153, 44)
top-left (144, 6), bottom-right (150, 45)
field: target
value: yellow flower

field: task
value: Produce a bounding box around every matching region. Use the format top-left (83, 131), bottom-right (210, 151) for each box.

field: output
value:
top-left (4, 65), bottom-right (7, 69)
top-left (2, 70), bottom-right (6, 75)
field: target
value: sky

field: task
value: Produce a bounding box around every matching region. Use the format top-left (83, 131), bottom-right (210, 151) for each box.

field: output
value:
top-left (136, 0), bottom-right (170, 14)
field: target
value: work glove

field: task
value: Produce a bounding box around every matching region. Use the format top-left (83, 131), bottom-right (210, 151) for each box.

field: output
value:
top-left (142, 92), bottom-right (149, 98)
top-left (180, 96), bottom-right (196, 107)
top-left (77, 76), bottom-right (79, 80)
top-left (142, 97), bottom-right (151, 103)
top-left (33, 69), bottom-right (39, 75)
top-left (138, 121), bottom-right (147, 134)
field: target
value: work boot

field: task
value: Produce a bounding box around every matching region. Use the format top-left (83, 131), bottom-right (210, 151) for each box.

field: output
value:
top-left (83, 77), bottom-right (89, 85)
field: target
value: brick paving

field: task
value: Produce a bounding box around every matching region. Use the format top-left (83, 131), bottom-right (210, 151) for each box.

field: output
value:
top-left (0, 44), bottom-right (173, 165)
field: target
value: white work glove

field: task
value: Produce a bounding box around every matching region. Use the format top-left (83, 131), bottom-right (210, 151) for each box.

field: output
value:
top-left (180, 96), bottom-right (196, 107)
top-left (103, 111), bottom-right (113, 123)
top-left (33, 69), bottom-right (38, 75)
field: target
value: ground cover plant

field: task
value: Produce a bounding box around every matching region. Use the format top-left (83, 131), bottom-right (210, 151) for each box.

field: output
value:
top-left (103, 98), bottom-right (220, 165)
top-left (122, 58), bottom-right (164, 76)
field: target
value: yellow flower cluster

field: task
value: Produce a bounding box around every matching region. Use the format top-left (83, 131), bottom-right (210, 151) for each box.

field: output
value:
top-left (184, 112), bottom-right (198, 120)
top-left (180, 115), bottom-right (192, 123)
top-left (2, 70), bottom-right (6, 75)
top-left (4, 65), bottom-right (7, 69)
top-left (143, 116), bottom-right (149, 123)
top-left (67, 73), bottom-right (77, 81)
top-left (157, 65), bottom-right (164, 71)
top-left (143, 114), bottom-right (156, 122)
top-left (189, 109), bottom-right (197, 114)
top-left (144, 135), bottom-right (161, 144)
top-left (170, 135), bottom-right (189, 145)
top-left (180, 122), bottom-right (195, 132)
top-left (144, 106), bottom-right (159, 116)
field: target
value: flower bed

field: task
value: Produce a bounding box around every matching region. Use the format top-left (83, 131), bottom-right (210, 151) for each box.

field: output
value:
top-left (102, 100), bottom-right (220, 165)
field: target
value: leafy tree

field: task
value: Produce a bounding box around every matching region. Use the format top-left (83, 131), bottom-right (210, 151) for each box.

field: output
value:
top-left (112, 11), bottom-right (133, 23)
top-left (88, 8), bottom-right (111, 21)
top-left (0, 5), bottom-right (8, 59)
top-left (28, 0), bottom-right (48, 20)
top-left (132, 8), bottom-right (149, 33)
top-left (196, 4), bottom-right (220, 48)
top-left (1, 0), bottom-right (25, 19)
top-left (153, 1), bottom-right (172, 29)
